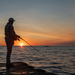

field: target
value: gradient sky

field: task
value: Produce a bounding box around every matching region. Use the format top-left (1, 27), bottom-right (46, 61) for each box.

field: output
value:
top-left (0, 0), bottom-right (75, 46)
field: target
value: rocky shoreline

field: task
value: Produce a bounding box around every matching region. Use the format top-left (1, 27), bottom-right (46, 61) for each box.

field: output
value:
top-left (0, 62), bottom-right (57, 75)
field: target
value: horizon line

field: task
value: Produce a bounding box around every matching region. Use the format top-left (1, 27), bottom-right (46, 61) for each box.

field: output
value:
top-left (0, 45), bottom-right (75, 47)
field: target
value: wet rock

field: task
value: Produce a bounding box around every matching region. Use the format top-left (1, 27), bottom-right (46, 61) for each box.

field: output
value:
top-left (0, 62), bottom-right (58, 75)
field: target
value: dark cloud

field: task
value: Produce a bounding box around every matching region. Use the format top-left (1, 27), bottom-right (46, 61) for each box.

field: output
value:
top-left (57, 41), bottom-right (75, 46)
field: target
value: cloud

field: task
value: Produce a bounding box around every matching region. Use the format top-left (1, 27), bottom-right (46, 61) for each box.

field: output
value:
top-left (57, 41), bottom-right (75, 46)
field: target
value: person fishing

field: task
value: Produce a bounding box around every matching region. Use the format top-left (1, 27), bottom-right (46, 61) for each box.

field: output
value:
top-left (5, 18), bottom-right (20, 68)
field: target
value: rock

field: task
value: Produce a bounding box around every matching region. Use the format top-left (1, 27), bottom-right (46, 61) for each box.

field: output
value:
top-left (0, 62), bottom-right (58, 75)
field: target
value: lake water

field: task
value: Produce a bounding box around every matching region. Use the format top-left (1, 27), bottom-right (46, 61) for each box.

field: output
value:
top-left (0, 46), bottom-right (75, 75)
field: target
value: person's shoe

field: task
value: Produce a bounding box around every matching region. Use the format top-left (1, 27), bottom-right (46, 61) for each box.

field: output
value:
top-left (6, 63), bottom-right (14, 68)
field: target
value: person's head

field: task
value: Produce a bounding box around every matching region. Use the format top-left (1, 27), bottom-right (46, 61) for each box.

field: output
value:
top-left (8, 18), bottom-right (15, 24)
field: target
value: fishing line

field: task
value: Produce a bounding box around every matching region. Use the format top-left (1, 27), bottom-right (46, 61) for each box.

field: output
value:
top-left (20, 37), bottom-right (51, 61)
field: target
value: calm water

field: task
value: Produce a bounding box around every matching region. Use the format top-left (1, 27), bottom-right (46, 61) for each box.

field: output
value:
top-left (0, 46), bottom-right (75, 75)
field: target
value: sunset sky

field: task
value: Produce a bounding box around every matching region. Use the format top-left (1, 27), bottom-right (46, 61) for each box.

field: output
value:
top-left (0, 0), bottom-right (75, 46)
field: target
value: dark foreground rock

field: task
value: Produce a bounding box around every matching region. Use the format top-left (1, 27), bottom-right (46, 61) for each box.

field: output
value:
top-left (0, 62), bottom-right (57, 75)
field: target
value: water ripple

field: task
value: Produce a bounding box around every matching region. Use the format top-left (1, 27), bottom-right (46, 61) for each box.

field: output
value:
top-left (0, 46), bottom-right (75, 75)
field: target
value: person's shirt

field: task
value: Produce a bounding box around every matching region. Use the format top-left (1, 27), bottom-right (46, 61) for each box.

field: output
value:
top-left (5, 22), bottom-right (17, 39)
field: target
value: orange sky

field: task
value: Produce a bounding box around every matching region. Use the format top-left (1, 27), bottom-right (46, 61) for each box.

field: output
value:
top-left (0, 0), bottom-right (75, 46)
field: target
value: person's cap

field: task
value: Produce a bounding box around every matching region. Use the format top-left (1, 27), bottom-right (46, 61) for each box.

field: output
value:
top-left (9, 18), bottom-right (15, 22)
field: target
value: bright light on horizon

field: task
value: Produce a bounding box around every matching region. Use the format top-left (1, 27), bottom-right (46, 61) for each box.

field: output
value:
top-left (20, 44), bottom-right (24, 47)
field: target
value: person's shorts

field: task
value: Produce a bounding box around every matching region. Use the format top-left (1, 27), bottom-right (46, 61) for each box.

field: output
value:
top-left (5, 37), bottom-right (14, 46)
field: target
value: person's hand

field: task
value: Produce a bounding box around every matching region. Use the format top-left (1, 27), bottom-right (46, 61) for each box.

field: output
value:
top-left (18, 38), bottom-right (20, 41)
top-left (17, 35), bottom-right (20, 38)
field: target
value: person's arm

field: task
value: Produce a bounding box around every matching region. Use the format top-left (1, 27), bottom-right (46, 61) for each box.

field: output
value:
top-left (9, 25), bottom-right (20, 40)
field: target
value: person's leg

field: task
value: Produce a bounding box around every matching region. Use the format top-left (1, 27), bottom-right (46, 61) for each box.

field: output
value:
top-left (6, 44), bottom-right (12, 64)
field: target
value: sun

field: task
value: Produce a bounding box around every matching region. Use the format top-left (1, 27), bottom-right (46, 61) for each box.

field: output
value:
top-left (19, 42), bottom-right (26, 47)
top-left (20, 44), bottom-right (23, 47)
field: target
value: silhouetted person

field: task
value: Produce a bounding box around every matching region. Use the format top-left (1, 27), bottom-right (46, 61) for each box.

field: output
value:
top-left (5, 18), bottom-right (20, 68)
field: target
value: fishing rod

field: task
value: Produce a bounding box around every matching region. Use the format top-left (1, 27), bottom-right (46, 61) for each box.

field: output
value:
top-left (20, 37), bottom-right (50, 61)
